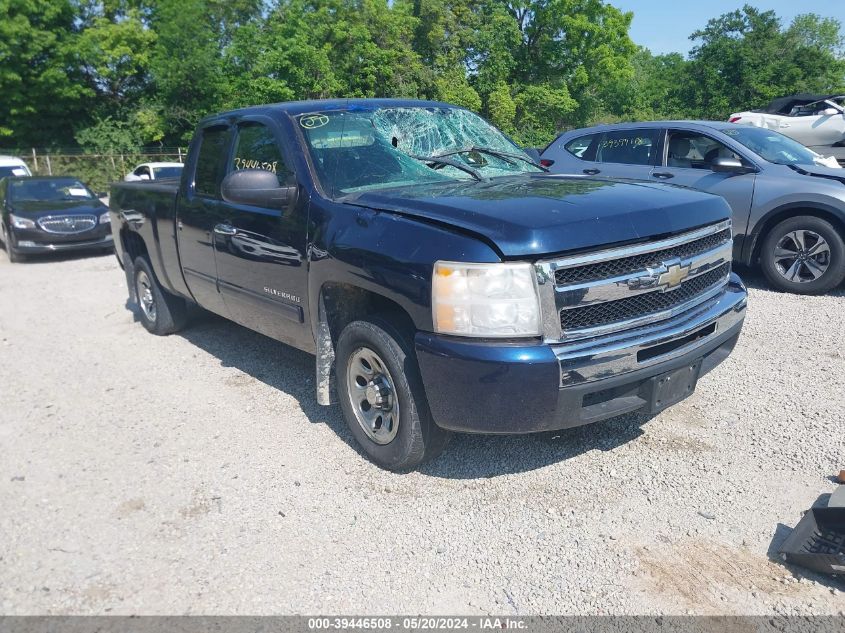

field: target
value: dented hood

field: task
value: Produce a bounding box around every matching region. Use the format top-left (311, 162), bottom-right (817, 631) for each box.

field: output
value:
top-left (348, 175), bottom-right (732, 258)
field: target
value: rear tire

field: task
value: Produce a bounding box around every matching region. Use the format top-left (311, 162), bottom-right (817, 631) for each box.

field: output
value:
top-left (133, 256), bottom-right (188, 335)
top-left (760, 216), bottom-right (845, 294)
top-left (336, 317), bottom-right (450, 471)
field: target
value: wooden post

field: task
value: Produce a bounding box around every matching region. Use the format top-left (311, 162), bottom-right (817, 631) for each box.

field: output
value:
top-left (45, 155), bottom-right (52, 175)
top-left (178, 147), bottom-right (183, 162)
top-left (31, 148), bottom-right (38, 172)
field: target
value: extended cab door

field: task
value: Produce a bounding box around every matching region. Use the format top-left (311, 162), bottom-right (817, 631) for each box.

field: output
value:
top-left (176, 122), bottom-right (231, 316)
top-left (212, 116), bottom-right (310, 349)
top-left (650, 128), bottom-right (756, 229)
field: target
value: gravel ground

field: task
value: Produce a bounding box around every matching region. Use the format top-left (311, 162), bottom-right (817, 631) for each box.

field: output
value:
top-left (0, 251), bottom-right (843, 616)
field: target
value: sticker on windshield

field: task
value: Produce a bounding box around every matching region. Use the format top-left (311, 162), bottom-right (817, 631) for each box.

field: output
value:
top-left (299, 114), bottom-right (329, 129)
top-left (11, 168), bottom-right (27, 176)
top-left (67, 187), bottom-right (88, 197)
top-left (723, 129), bottom-right (739, 136)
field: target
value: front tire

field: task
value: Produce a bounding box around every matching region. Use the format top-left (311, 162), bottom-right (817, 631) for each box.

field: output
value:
top-left (0, 223), bottom-right (22, 263)
top-left (133, 256), bottom-right (188, 335)
top-left (336, 318), bottom-right (450, 471)
top-left (760, 216), bottom-right (845, 294)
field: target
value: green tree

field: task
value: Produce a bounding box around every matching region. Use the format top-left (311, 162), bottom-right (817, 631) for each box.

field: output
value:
top-left (0, 0), bottom-right (91, 146)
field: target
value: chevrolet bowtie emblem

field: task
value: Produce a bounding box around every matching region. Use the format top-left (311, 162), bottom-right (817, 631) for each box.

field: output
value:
top-left (658, 263), bottom-right (690, 290)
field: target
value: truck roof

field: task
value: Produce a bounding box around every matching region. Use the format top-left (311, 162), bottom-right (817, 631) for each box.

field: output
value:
top-left (200, 98), bottom-right (460, 124)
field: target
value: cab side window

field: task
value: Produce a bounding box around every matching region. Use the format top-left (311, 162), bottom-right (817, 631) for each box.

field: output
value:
top-left (231, 122), bottom-right (291, 186)
top-left (596, 130), bottom-right (659, 166)
top-left (564, 134), bottom-right (598, 161)
top-left (666, 131), bottom-right (742, 170)
top-left (194, 126), bottom-right (230, 198)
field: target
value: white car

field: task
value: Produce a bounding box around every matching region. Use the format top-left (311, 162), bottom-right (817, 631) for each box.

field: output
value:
top-left (124, 162), bottom-right (184, 182)
top-left (0, 156), bottom-right (32, 179)
top-left (729, 94), bottom-right (845, 165)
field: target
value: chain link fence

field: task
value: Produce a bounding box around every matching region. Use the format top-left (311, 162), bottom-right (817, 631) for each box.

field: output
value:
top-left (10, 148), bottom-right (187, 193)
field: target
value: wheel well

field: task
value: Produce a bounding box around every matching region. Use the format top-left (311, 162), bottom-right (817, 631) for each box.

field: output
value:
top-left (320, 283), bottom-right (416, 343)
top-left (751, 207), bottom-right (845, 264)
top-left (121, 229), bottom-right (149, 264)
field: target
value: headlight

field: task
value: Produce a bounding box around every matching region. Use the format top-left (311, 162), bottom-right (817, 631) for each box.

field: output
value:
top-left (99, 211), bottom-right (111, 224)
top-left (9, 214), bottom-right (36, 229)
top-left (432, 261), bottom-right (541, 337)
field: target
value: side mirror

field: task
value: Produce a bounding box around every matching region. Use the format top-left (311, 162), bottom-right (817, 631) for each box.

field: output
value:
top-left (822, 107), bottom-right (841, 116)
top-left (221, 169), bottom-right (298, 208)
top-left (139, 173), bottom-right (151, 181)
top-left (524, 148), bottom-right (542, 163)
top-left (711, 157), bottom-right (747, 174)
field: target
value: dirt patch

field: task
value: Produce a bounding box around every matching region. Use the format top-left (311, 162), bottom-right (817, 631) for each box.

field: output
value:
top-left (635, 540), bottom-right (808, 613)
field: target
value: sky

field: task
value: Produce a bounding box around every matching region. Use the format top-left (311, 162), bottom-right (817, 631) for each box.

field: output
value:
top-left (610, 0), bottom-right (845, 56)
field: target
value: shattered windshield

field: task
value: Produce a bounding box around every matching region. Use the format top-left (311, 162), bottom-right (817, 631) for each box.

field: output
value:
top-left (297, 106), bottom-right (541, 197)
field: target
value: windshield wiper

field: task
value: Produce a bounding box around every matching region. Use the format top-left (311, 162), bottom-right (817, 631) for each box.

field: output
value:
top-left (435, 146), bottom-right (548, 171)
top-left (410, 154), bottom-right (483, 181)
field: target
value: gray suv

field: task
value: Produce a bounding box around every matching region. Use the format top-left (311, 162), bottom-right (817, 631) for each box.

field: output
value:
top-left (541, 121), bottom-right (845, 294)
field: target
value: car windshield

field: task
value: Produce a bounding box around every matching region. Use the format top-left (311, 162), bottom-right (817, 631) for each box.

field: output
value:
top-left (297, 106), bottom-right (541, 196)
top-left (722, 126), bottom-right (827, 167)
top-left (153, 166), bottom-right (182, 179)
top-left (0, 165), bottom-right (29, 178)
top-left (9, 178), bottom-right (94, 202)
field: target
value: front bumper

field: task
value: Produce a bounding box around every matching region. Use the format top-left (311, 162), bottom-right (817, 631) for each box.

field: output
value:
top-left (415, 273), bottom-right (747, 434)
top-left (12, 232), bottom-right (113, 254)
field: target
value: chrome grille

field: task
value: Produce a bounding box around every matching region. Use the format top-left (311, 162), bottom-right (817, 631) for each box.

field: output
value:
top-left (536, 220), bottom-right (733, 341)
top-left (559, 263), bottom-right (730, 331)
top-left (37, 214), bottom-right (97, 234)
top-left (555, 229), bottom-right (731, 286)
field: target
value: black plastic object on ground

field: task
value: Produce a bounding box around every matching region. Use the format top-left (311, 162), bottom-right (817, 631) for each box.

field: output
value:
top-left (779, 507), bottom-right (845, 574)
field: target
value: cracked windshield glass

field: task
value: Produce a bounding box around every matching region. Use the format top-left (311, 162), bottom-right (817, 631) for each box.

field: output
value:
top-left (299, 106), bottom-right (542, 196)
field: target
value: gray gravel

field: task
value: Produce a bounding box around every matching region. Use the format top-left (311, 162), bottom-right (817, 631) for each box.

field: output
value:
top-left (0, 253), bottom-right (843, 615)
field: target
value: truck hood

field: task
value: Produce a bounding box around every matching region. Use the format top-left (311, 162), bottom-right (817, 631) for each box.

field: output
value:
top-left (348, 175), bottom-right (731, 258)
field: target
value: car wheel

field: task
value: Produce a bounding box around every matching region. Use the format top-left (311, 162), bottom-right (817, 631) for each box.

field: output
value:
top-left (0, 223), bottom-right (22, 263)
top-left (760, 216), bottom-right (845, 294)
top-left (336, 317), bottom-right (451, 471)
top-left (133, 256), bottom-right (188, 335)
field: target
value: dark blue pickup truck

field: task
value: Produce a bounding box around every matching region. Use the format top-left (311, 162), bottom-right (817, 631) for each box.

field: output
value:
top-left (109, 99), bottom-right (747, 470)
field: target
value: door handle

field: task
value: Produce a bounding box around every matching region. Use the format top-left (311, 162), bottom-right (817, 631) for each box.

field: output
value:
top-left (213, 223), bottom-right (237, 236)
top-left (583, 168), bottom-right (601, 175)
top-left (652, 172), bottom-right (675, 179)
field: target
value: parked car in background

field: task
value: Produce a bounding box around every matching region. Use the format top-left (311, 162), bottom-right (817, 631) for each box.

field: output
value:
top-left (729, 94), bottom-right (845, 165)
top-left (0, 176), bottom-right (112, 262)
top-left (109, 99), bottom-right (746, 470)
top-left (0, 156), bottom-right (32, 179)
top-left (124, 162), bottom-right (183, 182)
top-left (541, 121), bottom-right (845, 294)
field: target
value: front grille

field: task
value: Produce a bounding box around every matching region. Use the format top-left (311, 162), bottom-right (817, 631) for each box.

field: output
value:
top-left (560, 263), bottom-right (730, 332)
top-left (37, 215), bottom-right (97, 234)
top-left (555, 229), bottom-right (731, 286)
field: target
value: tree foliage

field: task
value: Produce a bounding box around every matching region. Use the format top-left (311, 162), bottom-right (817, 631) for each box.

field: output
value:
top-left (0, 0), bottom-right (843, 150)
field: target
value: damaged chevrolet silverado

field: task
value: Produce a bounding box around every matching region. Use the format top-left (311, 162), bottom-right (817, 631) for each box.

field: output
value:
top-left (109, 99), bottom-right (747, 470)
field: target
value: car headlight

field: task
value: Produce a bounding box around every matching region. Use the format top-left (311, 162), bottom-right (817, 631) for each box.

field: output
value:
top-left (432, 261), bottom-right (541, 337)
top-left (9, 214), bottom-right (36, 229)
top-left (99, 211), bottom-right (111, 224)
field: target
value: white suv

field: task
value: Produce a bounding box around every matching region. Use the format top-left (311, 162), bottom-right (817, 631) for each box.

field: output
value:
top-left (0, 156), bottom-right (32, 179)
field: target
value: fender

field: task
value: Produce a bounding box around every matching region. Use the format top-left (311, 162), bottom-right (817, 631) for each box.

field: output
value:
top-left (743, 199), bottom-right (845, 264)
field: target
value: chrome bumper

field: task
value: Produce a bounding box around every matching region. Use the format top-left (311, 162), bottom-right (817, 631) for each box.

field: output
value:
top-left (554, 273), bottom-right (747, 387)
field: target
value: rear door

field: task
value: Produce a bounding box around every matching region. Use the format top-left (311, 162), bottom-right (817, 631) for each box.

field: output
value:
top-left (650, 128), bottom-right (756, 226)
top-left (592, 128), bottom-right (662, 180)
top-left (212, 116), bottom-right (311, 349)
top-left (176, 122), bottom-right (231, 316)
